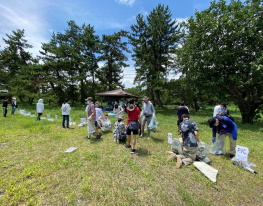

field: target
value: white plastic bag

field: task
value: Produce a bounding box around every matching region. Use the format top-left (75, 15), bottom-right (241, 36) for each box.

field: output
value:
top-left (171, 138), bottom-right (183, 155)
top-left (148, 116), bottom-right (158, 131)
top-left (87, 120), bottom-right (95, 134)
top-left (196, 141), bottom-right (211, 164)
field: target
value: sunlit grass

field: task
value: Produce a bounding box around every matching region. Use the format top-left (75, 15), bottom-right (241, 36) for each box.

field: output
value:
top-left (0, 104), bottom-right (262, 205)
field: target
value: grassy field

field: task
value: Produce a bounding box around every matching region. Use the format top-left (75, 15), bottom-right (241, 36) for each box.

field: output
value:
top-left (0, 104), bottom-right (263, 206)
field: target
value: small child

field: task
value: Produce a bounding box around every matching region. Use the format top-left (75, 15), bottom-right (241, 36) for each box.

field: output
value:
top-left (113, 115), bottom-right (126, 143)
top-left (98, 113), bottom-right (111, 132)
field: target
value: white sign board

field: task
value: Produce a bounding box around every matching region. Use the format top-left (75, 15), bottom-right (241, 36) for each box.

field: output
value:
top-left (168, 133), bottom-right (173, 144)
top-left (235, 145), bottom-right (249, 162)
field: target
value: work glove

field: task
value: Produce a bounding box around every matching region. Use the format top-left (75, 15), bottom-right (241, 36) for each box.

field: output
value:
top-left (88, 116), bottom-right (92, 120)
top-left (211, 137), bottom-right (216, 143)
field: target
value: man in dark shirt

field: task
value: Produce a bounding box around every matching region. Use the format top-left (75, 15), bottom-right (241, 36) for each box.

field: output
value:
top-left (2, 97), bottom-right (8, 117)
top-left (176, 113), bottom-right (200, 168)
top-left (208, 115), bottom-right (238, 158)
top-left (176, 101), bottom-right (189, 131)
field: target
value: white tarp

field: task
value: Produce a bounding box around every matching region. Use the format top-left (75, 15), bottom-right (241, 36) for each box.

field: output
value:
top-left (194, 161), bottom-right (218, 183)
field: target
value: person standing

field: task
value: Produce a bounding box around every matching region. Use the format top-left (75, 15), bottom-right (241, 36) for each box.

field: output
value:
top-left (61, 99), bottom-right (71, 128)
top-left (36, 99), bottom-right (44, 120)
top-left (11, 97), bottom-right (18, 115)
top-left (141, 96), bottom-right (156, 137)
top-left (213, 103), bottom-right (224, 117)
top-left (208, 115), bottom-right (238, 158)
top-left (2, 97), bottom-right (8, 117)
top-left (175, 114), bottom-right (200, 169)
top-left (125, 98), bottom-right (141, 154)
top-left (176, 101), bottom-right (189, 131)
top-left (85, 97), bottom-right (96, 139)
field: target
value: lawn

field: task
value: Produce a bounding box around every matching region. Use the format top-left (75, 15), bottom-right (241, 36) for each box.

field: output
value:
top-left (0, 104), bottom-right (262, 206)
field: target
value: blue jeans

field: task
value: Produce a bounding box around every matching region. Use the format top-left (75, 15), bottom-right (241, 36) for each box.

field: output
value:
top-left (62, 115), bottom-right (69, 128)
top-left (11, 107), bottom-right (16, 114)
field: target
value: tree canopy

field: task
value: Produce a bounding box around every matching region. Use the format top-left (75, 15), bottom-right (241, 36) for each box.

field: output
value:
top-left (177, 0), bottom-right (263, 123)
top-left (129, 4), bottom-right (182, 106)
top-left (0, 1), bottom-right (263, 123)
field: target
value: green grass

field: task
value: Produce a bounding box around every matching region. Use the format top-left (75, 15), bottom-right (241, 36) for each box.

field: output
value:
top-left (0, 105), bottom-right (262, 206)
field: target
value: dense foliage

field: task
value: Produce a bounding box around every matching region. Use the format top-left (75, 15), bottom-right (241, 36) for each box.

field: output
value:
top-left (129, 4), bottom-right (182, 107)
top-left (0, 1), bottom-right (262, 122)
top-left (177, 0), bottom-right (263, 123)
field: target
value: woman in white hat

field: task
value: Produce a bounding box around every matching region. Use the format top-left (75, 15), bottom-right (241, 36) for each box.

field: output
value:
top-left (11, 97), bottom-right (18, 115)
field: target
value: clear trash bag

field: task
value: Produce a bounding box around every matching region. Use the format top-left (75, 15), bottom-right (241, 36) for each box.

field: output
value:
top-left (148, 116), bottom-right (158, 132)
top-left (171, 138), bottom-right (183, 155)
top-left (196, 141), bottom-right (211, 164)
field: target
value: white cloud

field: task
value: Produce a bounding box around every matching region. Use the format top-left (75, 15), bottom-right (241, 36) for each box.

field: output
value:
top-left (175, 17), bottom-right (189, 23)
top-left (115, 0), bottom-right (136, 7)
top-left (0, 1), bottom-right (51, 56)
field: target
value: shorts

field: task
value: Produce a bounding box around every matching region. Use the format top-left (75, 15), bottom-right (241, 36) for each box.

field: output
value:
top-left (126, 126), bottom-right (138, 135)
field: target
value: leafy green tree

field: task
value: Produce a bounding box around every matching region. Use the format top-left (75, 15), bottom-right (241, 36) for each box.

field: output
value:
top-left (0, 29), bottom-right (39, 103)
top-left (40, 21), bottom-right (100, 104)
top-left (130, 4), bottom-right (182, 107)
top-left (177, 0), bottom-right (263, 123)
top-left (97, 30), bottom-right (130, 91)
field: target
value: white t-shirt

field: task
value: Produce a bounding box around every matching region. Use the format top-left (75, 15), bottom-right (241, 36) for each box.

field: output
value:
top-left (61, 103), bottom-right (71, 115)
top-left (95, 108), bottom-right (105, 121)
top-left (213, 105), bottom-right (222, 117)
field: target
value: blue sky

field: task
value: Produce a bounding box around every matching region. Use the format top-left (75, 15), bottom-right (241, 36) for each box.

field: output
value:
top-left (0, 0), bottom-right (222, 88)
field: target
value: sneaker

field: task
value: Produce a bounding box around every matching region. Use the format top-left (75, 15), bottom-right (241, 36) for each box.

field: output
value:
top-left (125, 145), bottom-right (131, 148)
top-left (130, 149), bottom-right (136, 154)
top-left (85, 135), bottom-right (91, 139)
top-left (95, 134), bottom-right (101, 139)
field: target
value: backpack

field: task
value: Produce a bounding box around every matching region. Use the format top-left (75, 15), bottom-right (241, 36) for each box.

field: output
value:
top-left (114, 121), bottom-right (126, 142)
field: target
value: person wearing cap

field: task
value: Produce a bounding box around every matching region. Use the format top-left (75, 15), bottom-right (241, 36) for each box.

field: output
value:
top-left (125, 98), bottom-right (141, 154)
top-left (36, 99), bottom-right (44, 120)
top-left (176, 101), bottom-right (189, 132)
top-left (61, 99), bottom-right (71, 128)
top-left (141, 96), bottom-right (156, 137)
top-left (208, 115), bottom-right (238, 158)
top-left (2, 97), bottom-right (8, 117)
top-left (173, 114), bottom-right (200, 169)
top-left (11, 97), bottom-right (18, 115)
top-left (85, 97), bottom-right (98, 138)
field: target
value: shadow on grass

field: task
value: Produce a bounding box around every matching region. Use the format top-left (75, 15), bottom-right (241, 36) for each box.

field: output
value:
top-left (137, 148), bottom-right (152, 157)
top-left (150, 136), bottom-right (164, 143)
top-left (84, 137), bottom-right (104, 144)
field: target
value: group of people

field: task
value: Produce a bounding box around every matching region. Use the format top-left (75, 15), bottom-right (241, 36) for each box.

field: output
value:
top-left (3, 96), bottom-right (238, 163)
top-left (170, 102), bottom-right (238, 168)
top-left (85, 96), bottom-right (156, 154)
top-left (2, 97), bottom-right (18, 117)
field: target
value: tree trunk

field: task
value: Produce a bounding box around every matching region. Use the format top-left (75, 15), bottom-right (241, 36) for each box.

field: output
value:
top-left (28, 97), bottom-right (34, 105)
top-left (237, 102), bottom-right (259, 124)
top-left (155, 89), bottom-right (163, 107)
